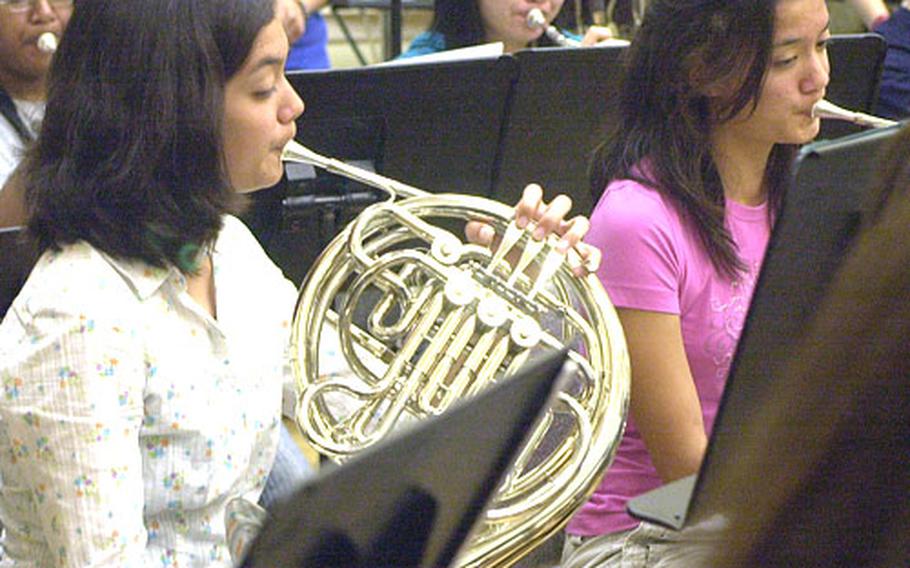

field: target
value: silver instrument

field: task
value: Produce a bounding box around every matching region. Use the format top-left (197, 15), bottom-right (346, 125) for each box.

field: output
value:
top-left (281, 139), bottom-right (630, 567)
top-left (812, 99), bottom-right (899, 129)
top-left (37, 32), bottom-right (58, 54)
top-left (631, 0), bottom-right (648, 31)
top-left (527, 8), bottom-right (582, 48)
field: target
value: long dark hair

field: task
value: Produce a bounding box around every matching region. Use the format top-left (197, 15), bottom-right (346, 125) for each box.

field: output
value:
top-left (23, 0), bottom-right (274, 272)
top-left (430, 0), bottom-right (564, 49)
top-left (429, 0), bottom-right (485, 48)
top-left (590, 0), bottom-right (795, 278)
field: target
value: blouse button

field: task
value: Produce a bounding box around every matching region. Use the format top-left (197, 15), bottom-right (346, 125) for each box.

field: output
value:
top-left (144, 394), bottom-right (162, 416)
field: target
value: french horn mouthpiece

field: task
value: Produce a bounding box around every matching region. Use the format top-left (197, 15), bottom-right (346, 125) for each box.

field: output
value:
top-left (812, 99), bottom-right (899, 129)
top-left (282, 139), bottom-right (427, 200)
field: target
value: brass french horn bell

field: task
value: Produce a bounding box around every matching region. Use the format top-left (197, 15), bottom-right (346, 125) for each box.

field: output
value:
top-left (281, 140), bottom-right (630, 567)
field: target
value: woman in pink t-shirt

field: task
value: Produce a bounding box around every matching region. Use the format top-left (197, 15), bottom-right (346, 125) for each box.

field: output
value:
top-left (563, 0), bottom-right (831, 565)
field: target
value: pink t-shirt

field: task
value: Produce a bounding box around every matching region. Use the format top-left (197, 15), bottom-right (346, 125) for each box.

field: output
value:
top-left (567, 178), bottom-right (771, 536)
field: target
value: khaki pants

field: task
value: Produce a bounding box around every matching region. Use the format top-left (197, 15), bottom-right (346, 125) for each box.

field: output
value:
top-left (561, 519), bottom-right (721, 568)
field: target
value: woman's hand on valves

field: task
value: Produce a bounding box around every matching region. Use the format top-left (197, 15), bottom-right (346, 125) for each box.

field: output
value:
top-left (465, 184), bottom-right (601, 277)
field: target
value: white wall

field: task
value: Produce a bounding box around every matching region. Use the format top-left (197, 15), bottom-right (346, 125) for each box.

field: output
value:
top-left (323, 7), bottom-right (433, 68)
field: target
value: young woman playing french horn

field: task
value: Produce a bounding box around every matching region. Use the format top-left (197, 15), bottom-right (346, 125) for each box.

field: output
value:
top-left (0, 0), bottom-right (597, 565)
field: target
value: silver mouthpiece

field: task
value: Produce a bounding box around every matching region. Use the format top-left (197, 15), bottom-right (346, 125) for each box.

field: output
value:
top-left (526, 8), bottom-right (581, 47)
top-left (527, 8), bottom-right (547, 29)
top-left (811, 99), bottom-right (899, 129)
top-left (37, 32), bottom-right (58, 54)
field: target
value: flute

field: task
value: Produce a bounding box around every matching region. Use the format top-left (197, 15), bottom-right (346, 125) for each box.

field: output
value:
top-left (526, 8), bottom-right (581, 48)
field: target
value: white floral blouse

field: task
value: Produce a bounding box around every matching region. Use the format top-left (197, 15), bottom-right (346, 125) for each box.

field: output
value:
top-left (0, 216), bottom-right (298, 567)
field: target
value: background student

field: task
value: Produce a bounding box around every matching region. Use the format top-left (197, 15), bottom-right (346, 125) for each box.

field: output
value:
top-left (0, 0), bottom-right (72, 189)
top-left (398, 0), bottom-right (615, 58)
top-left (275, 0), bottom-right (332, 70)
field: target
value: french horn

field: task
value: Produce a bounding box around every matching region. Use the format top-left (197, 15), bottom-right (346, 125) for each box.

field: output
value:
top-left (282, 140), bottom-right (630, 567)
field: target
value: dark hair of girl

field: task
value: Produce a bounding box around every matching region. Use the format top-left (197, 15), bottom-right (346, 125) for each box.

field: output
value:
top-left (589, 0), bottom-right (796, 278)
top-left (23, 0), bottom-right (274, 273)
top-left (430, 0), bottom-right (486, 48)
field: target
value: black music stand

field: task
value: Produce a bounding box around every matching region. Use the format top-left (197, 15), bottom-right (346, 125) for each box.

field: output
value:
top-left (241, 350), bottom-right (570, 568)
top-left (272, 57), bottom-right (518, 284)
top-left (627, 124), bottom-right (903, 530)
top-left (492, 46), bottom-right (627, 216)
top-left (0, 226), bottom-right (38, 320)
top-left (287, 56), bottom-right (518, 196)
top-left (821, 33), bottom-right (888, 140)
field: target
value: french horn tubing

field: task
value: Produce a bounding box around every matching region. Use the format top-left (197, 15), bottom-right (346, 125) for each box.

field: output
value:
top-left (282, 140), bottom-right (630, 567)
top-left (812, 99), bottom-right (900, 129)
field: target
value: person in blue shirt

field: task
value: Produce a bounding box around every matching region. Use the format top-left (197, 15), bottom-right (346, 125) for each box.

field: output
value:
top-left (833, 1), bottom-right (908, 119)
top-left (399, 0), bottom-right (613, 58)
top-left (872, 1), bottom-right (910, 118)
top-left (287, 13), bottom-right (330, 69)
top-left (277, 0), bottom-right (331, 70)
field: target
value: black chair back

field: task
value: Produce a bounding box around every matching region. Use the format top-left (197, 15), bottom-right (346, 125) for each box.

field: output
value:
top-left (0, 226), bottom-right (38, 319)
top-left (822, 33), bottom-right (888, 140)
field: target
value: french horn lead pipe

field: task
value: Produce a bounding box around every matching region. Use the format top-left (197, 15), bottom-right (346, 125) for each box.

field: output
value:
top-left (281, 139), bottom-right (429, 200)
top-left (281, 139), bottom-right (603, 275)
top-left (527, 8), bottom-right (581, 48)
top-left (812, 99), bottom-right (899, 129)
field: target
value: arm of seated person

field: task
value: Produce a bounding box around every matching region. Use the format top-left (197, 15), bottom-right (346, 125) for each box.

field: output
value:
top-left (278, 0), bottom-right (331, 42)
top-left (276, 0), bottom-right (307, 42)
top-left (305, 0), bottom-right (331, 15)
top-left (580, 25), bottom-right (617, 46)
top-left (846, 0), bottom-right (891, 29)
top-left (619, 307), bottom-right (709, 483)
top-left (1, 312), bottom-right (147, 565)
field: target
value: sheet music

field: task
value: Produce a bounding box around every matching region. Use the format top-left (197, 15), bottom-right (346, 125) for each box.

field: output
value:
top-left (375, 42), bottom-right (505, 66)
